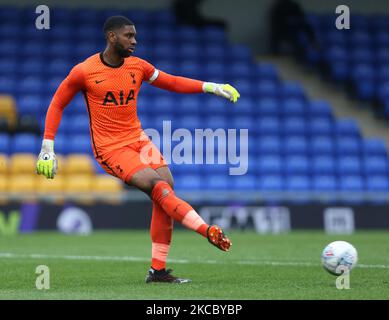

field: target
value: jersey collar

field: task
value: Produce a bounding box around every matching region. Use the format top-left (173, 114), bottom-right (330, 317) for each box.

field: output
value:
top-left (99, 52), bottom-right (125, 68)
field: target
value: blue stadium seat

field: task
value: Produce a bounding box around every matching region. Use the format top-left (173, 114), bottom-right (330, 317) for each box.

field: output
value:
top-left (17, 95), bottom-right (43, 115)
top-left (153, 27), bottom-right (175, 43)
top-left (355, 80), bottom-right (376, 101)
top-left (178, 96), bottom-right (201, 114)
top-left (49, 42), bottom-right (72, 58)
top-left (329, 61), bottom-right (350, 82)
top-left (230, 45), bottom-right (251, 61)
top-left (56, 116), bottom-right (71, 135)
top-left (154, 44), bottom-right (176, 60)
top-left (46, 77), bottom-right (63, 95)
top-left (21, 42), bottom-right (46, 58)
top-left (74, 8), bottom-right (99, 24)
top-left (366, 176), bottom-right (389, 191)
top-left (230, 62), bottom-right (252, 78)
top-left (286, 175), bottom-right (310, 190)
top-left (312, 156), bottom-right (336, 174)
top-left (257, 155), bottom-right (282, 174)
top-left (67, 135), bottom-right (92, 154)
top-left (338, 156), bottom-right (361, 175)
top-left (18, 77), bottom-right (44, 95)
top-left (283, 117), bottom-right (306, 135)
top-left (174, 175), bottom-right (203, 190)
top-left (339, 175), bottom-right (364, 191)
top-left (203, 27), bottom-right (227, 43)
top-left (313, 175), bottom-right (337, 191)
top-left (231, 116), bottom-right (255, 131)
top-left (284, 136), bottom-right (307, 155)
top-left (0, 25), bottom-right (21, 41)
top-left (256, 99), bottom-right (279, 116)
top-left (324, 30), bottom-right (346, 46)
top-left (311, 136), bottom-right (334, 155)
top-left (76, 26), bottom-right (101, 42)
top-left (204, 97), bottom-right (228, 115)
top-left (281, 99), bottom-right (305, 116)
top-left (0, 134), bottom-right (10, 154)
top-left (371, 18), bottom-right (389, 33)
top-left (19, 60), bottom-right (44, 76)
top-left (257, 117), bottom-right (280, 135)
top-left (254, 63), bottom-right (279, 81)
top-left (205, 116), bottom-right (228, 130)
top-left (51, 134), bottom-right (65, 155)
top-left (154, 96), bottom-right (174, 114)
top-left (205, 174), bottom-right (230, 190)
top-left (230, 97), bottom-right (253, 115)
top-left (0, 42), bottom-right (17, 57)
top-left (202, 44), bottom-right (226, 61)
top-left (285, 156), bottom-right (310, 174)
top-left (0, 60), bottom-right (17, 76)
top-left (351, 64), bottom-right (375, 84)
top-left (349, 31), bottom-right (371, 47)
top-left (179, 61), bottom-right (201, 78)
top-left (377, 48), bottom-right (389, 64)
top-left (205, 63), bottom-right (226, 79)
top-left (50, 8), bottom-right (73, 24)
top-left (363, 156), bottom-right (388, 175)
top-left (152, 10), bottom-right (176, 25)
top-left (378, 65), bottom-right (389, 82)
top-left (257, 175), bottom-right (284, 191)
top-left (335, 119), bottom-right (360, 137)
top-left (257, 136), bottom-right (281, 154)
top-left (324, 46), bottom-right (347, 62)
top-left (352, 48), bottom-right (373, 64)
top-left (75, 43), bottom-right (98, 59)
top-left (308, 100), bottom-right (333, 119)
top-left (69, 94), bottom-right (86, 114)
top-left (281, 82), bottom-right (305, 99)
top-left (336, 137), bottom-right (361, 155)
top-left (0, 77), bottom-right (16, 94)
top-left (67, 115), bottom-right (90, 135)
top-left (178, 27), bottom-right (200, 42)
top-left (48, 25), bottom-right (72, 41)
top-left (255, 81), bottom-right (278, 98)
top-left (179, 43), bottom-right (200, 59)
top-left (362, 138), bottom-right (387, 156)
top-left (378, 81), bottom-right (389, 104)
top-left (11, 134), bottom-right (39, 154)
top-left (229, 175), bottom-right (256, 190)
top-left (152, 114), bottom-right (176, 131)
top-left (178, 116), bottom-right (202, 131)
top-left (232, 80), bottom-right (251, 97)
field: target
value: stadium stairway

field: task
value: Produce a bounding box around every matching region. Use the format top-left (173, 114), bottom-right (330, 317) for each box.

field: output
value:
top-left (262, 55), bottom-right (389, 150)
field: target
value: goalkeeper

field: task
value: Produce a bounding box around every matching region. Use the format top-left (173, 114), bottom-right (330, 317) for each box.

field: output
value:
top-left (37, 16), bottom-right (240, 284)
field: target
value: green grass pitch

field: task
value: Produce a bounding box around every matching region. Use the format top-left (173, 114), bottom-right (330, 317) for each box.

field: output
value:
top-left (0, 230), bottom-right (388, 300)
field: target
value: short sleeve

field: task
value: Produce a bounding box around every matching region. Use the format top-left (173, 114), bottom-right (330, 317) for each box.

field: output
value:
top-left (139, 58), bottom-right (159, 83)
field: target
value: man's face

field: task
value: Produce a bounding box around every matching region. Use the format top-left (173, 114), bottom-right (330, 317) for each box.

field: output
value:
top-left (110, 24), bottom-right (137, 57)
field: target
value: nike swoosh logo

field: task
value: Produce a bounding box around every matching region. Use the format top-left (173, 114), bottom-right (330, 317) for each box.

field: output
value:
top-left (95, 80), bottom-right (106, 84)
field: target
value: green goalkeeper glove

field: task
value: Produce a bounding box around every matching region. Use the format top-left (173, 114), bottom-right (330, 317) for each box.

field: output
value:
top-left (36, 139), bottom-right (58, 179)
top-left (203, 82), bottom-right (240, 103)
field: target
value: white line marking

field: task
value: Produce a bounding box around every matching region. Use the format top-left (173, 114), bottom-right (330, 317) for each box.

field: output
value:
top-left (0, 252), bottom-right (388, 269)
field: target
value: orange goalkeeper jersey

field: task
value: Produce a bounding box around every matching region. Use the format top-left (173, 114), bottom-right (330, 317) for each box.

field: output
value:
top-left (44, 52), bottom-right (204, 159)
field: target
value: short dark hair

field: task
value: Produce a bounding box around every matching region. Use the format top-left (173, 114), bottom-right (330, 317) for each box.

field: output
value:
top-left (103, 16), bottom-right (134, 34)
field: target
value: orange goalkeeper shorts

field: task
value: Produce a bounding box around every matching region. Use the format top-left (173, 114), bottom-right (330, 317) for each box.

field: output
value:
top-left (97, 138), bottom-right (167, 183)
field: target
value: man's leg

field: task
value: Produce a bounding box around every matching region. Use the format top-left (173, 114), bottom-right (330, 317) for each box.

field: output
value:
top-left (149, 166), bottom-right (174, 271)
top-left (129, 168), bottom-right (208, 236)
top-left (128, 167), bottom-right (232, 251)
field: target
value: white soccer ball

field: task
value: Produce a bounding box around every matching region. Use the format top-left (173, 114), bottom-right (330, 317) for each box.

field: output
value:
top-left (321, 241), bottom-right (358, 275)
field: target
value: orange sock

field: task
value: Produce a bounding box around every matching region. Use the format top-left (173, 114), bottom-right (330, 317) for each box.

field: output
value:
top-left (150, 201), bottom-right (173, 270)
top-left (151, 181), bottom-right (209, 237)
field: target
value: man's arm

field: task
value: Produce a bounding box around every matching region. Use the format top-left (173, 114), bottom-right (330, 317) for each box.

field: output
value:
top-left (44, 64), bottom-right (86, 140)
top-left (149, 70), bottom-right (240, 103)
top-left (37, 64), bottom-right (85, 179)
top-left (140, 59), bottom-right (240, 103)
